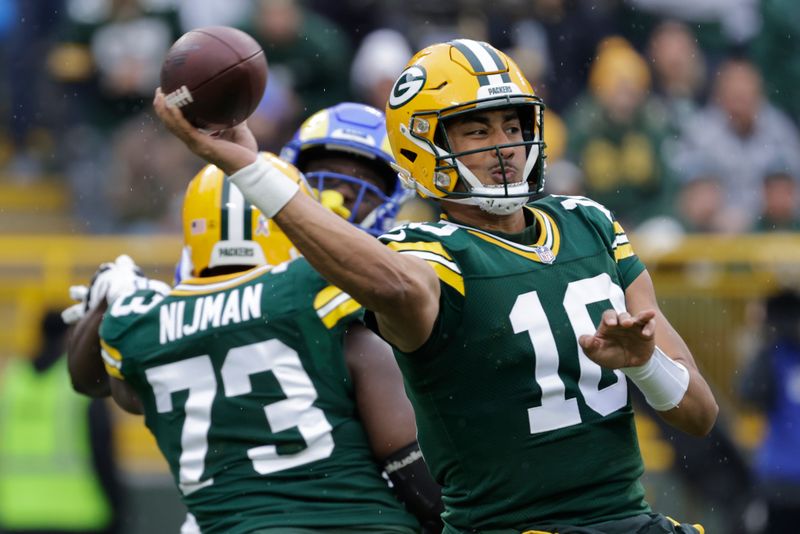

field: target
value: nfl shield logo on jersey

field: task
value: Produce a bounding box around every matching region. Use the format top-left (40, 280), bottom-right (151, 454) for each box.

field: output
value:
top-left (534, 245), bottom-right (555, 264)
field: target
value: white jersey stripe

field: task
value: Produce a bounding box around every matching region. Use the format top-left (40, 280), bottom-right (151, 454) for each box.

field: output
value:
top-left (397, 250), bottom-right (461, 273)
top-left (541, 213), bottom-right (554, 249)
top-left (613, 235), bottom-right (630, 248)
top-left (316, 291), bottom-right (352, 319)
top-left (101, 348), bottom-right (122, 370)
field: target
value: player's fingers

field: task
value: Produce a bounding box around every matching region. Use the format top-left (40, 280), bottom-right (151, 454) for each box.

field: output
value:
top-left (154, 102), bottom-right (180, 134)
top-left (115, 254), bottom-right (136, 269)
top-left (635, 309), bottom-right (656, 321)
top-left (578, 334), bottom-right (597, 352)
top-left (69, 285), bottom-right (88, 301)
top-left (116, 254), bottom-right (145, 276)
top-left (641, 317), bottom-right (656, 338)
top-left (90, 262), bottom-right (113, 283)
top-left (154, 90), bottom-right (193, 133)
top-left (617, 311), bottom-right (634, 327)
top-left (61, 303), bottom-right (85, 325)
top-left (601, 309), bottom-right (618, 327)
top-left (633, 309), bottom-right (657, 326)
top-left (165, 103), bottom-right (191, 129)
top-left (153, 88), bottom-right (168, 116)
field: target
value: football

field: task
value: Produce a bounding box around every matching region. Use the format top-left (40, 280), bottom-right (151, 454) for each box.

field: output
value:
top-left (160, 26), bottom-right (268, 130)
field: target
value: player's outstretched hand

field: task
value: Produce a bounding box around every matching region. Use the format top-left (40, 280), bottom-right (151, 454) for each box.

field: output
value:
top-left (86, 255), bottom-right (171, 312)
top-left (578, 309), bottom-right (656, 369)
top-left (61, 284), bottom-right (90, 325)
top-left (153, 87), bottom-right (258, 175)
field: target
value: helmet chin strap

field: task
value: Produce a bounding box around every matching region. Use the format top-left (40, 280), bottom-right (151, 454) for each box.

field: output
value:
top-left (443, 183), bottom-right (530, 215)
top-left (474, 183), bottom-right (530, 215)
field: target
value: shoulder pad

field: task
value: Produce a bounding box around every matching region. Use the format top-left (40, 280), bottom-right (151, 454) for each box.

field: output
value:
top-left (540, 195), bottom-right (637, 264)
top-left (379, 221), bottom-right (465, 296)
top-left (541, 195), bottom-right (614, 223)
top-left (379, 221), bottom-right (462, 245)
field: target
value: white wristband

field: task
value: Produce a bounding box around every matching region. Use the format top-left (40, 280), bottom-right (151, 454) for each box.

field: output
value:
top-left (228, 156), bottom-right (300, 218)
top-left (622, 346), bottom-right (690, 411)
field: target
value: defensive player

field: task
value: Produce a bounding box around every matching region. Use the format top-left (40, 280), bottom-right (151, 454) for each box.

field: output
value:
top-left (154, 40), bottom-right (718, 533)
top-left (67, 104), bottom-right (442, 533)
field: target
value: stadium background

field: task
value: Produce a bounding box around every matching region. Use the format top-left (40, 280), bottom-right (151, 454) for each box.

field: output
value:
top-left (1, 0), bottom-right (799, 532)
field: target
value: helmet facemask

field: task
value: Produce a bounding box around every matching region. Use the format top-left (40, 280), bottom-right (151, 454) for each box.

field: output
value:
top-left (302, 166), bottom-right (410, 236)
top-left (281, 102), bottom-right (409, 236)
top-left (408, 98), bottom-right (546, 216)
top-left (386, 39), bottom-right (550, 215)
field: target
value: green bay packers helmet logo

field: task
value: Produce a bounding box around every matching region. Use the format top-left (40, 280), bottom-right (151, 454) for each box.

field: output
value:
top-left (389, 66), bottom-right (426, 109)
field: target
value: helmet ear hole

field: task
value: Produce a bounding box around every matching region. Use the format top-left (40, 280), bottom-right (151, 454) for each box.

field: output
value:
top-left (400, 148), bottom-right (417, 162)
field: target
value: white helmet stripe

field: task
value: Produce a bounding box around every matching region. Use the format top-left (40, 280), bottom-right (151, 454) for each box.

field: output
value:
top-left (227, 185), bottom-right (245, 241)
top-left (452, 39), bottom-right (506, 86)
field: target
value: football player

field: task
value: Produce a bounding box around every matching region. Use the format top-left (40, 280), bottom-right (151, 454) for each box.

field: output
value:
top-left (154, 40), bottom-right (718, 534)
top-left (154, 39), bottom-right (718, 534)
top-left (66, 104), bottom-right (443, 533)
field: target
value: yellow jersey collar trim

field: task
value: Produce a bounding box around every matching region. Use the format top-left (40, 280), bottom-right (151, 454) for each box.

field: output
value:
top-left (444, 207), bottom-right (560, 263)
top-left (172, 265), bottom-right (270, 295)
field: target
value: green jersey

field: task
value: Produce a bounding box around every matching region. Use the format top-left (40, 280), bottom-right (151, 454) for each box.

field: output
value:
top-left (375, 195), bottom-right (650, 532)
top-left (99, 259), bottom-right (419, 534)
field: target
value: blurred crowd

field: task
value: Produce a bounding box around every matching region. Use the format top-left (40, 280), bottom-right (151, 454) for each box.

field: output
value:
top-left (0, 0), bottom-right (798, 236)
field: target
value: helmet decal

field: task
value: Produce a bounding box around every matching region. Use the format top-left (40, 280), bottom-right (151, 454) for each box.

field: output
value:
top-left (388, 66), bottom-right (427, 109)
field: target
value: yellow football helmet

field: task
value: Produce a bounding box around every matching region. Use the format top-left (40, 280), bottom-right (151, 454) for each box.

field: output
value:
top-left (385, 39), bottom-right (546, 215)
top-left (181, 152), bottom-right (313, 278)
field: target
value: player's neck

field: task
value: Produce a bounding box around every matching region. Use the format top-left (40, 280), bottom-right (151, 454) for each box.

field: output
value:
top-left (441, 202), bottom-right (527, 233)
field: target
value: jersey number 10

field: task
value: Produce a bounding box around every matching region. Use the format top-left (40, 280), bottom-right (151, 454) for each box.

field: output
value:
top-left (510, 273), bottom-right (629, 434)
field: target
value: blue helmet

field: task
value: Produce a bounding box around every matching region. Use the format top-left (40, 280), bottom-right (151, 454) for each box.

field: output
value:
top-left (280, 102), bottom-right (411, 236)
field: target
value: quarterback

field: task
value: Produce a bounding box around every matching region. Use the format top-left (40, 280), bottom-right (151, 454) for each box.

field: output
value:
top-left (68, 104), bottom-right (442, 533)
top-left (154, 40), bottom-right (718, 533)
